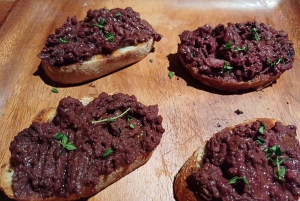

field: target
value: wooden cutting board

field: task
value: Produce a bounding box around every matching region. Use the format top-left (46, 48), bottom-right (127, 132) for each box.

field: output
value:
top-left (0, 0), bottom-right (299, 200)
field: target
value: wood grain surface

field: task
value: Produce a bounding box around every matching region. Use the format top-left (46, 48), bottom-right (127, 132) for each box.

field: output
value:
top-left (0, 0), bottom-right (299, 200)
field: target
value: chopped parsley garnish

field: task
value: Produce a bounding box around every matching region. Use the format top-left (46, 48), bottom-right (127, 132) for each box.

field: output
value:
top-left (116, 12), bottom-right (121, 17)
top-left (104, 31), bottom-right (114, 42)
top-left (250, 28), bottom-right (261, 41)
top-left (103, 147), bottom-right (113, 157)
top-left (168, 71), bottom-right (174, 79)
top-left (264, 144), bottom-right (288, 181)
top-left (228, 176), bottom-right (250, 190)
top-left (258, 122), bottom-right (265, 134)
top-left (256, 137), bottom-right (266, 146)
top-left (59, 37), bottom-right (68, 44)
top-left (54, 132), bottom-right (76, 156)
top-left (149, 59), bottom-right (153, 63)
top-left (51, 88), bottom-right (59, 93)
top-left (92, 108), bottom-right (130, 124)
top-left (129, 123), bottom-right (135, 129)
top-left (223, 61), bottom-right (233, 73)
top-left (266, 58), bottom-right (284, 68)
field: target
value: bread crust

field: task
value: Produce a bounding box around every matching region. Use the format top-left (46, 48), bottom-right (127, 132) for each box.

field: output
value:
top-left (0, 96), bottom-right (157, 201)
top-left (178, 55), bottom-right (280, 92)
top-left (173, 118), bottom-right (285, 201)
top-left (42, 38), bottom-right (154, 84)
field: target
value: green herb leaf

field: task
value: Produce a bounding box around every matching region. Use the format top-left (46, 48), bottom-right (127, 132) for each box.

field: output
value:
top-left (256, 137), bottom-right (266, 146)
top-left (54, 132), bottom-right (76, 156)
top-left (119, 127), bottom-right (123, 134)
top-left (275, 146), bottom-right (283, 156)
top-left (59, 37), bottom-right (68, 44)
top-left (103, 147), bottom-right (113, 157)
top-left (223, 61), bottom-right (233, 74)
top-left (278, 167), bottom-right (286, 180)
top-left (93, 18), bottom-right (106, 29)
top-left (61, 135), bottom-right (68, 145)
top-left (130, 123), bottom-right (135, 129)
top-left (149, 59), bottom-right (153, 63)
top-left (258, 122), bottom-right (265, 134)
top-left (233, 45), bottom-right (250, 53)
top-left (51, 88), bottom-right (59, 93)
top-left (168, 71), bottom-right (174, 79)
top-left (224, 41), bottom-right (232, 50)
top-left (228, 176), bottom-right (250, 190)
top-left (54, 132), bottom-right (64, 140)
top-left (266, 58), bottom-right (284, 68)
top-left (92, 108), bottom-right (130, 124)
top-left (227, 176), bottom-right (239, 184)
top-left (99, 18), bottom-right (106, 25)
top-left (250, 28), bottom-right (261, 41)
top-left (127, 115), bottom-right (134, 121)
top-left (116, 12), bottom-right (121, 17)
top-left (242, 177), bottom-right (251, 190)
top-left (65, 143), bottom-right (76, 150)
top-left (245, 45), bottom-right (250, 52)
top-left (104, 31), bottom-right (114, 42)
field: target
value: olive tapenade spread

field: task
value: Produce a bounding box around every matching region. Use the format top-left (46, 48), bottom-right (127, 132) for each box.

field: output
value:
top-left (187, 120), bottom-right (300, 201)
top-left (178, 21), bottom-right (294, 82)
top-left (38, 7), bottom-right (162, 67)
top-left (9, 93), bottom-right (165, 200)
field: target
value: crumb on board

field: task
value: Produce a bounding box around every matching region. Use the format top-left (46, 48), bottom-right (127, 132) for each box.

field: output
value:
top-left (234, 109), bottom-right (243, 115)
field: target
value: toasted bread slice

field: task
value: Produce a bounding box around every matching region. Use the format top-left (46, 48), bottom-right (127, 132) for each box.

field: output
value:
top-left (174, 118), bottom-right (300, 201)
top-left (42, 38), bottom-right (154, 84)
top-left (0, 96), bottom-right (158, 201)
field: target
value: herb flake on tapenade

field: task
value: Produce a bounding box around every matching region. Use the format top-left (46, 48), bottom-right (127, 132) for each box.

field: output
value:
top-left (228, 176), bottom-right (250, 190)
top-left (38, 7), bottom-right (162, 67)
top-left (103, 147), bottom-right (113, 157)
top-left (250, 28), bottom-right (261, 41)
top-left (54, 132), bottom-right (76, 156)
top-left (258, 121), bottom-right (265, 134)
top-left (186, 120), bottom-right (300, 201)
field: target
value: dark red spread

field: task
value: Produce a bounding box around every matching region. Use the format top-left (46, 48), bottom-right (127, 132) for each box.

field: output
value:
top-left (187, 120), bottom-right (300, 201)
top-left (9, 93), bottom-right (165, 200)
top-left (38, 7), bottom-right (162, 67)
top-left (178, 21), bottom-right (295, 82)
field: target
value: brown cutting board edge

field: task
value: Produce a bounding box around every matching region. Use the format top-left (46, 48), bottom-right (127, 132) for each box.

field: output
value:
top-left (0, 0), bottom-right (299, 201)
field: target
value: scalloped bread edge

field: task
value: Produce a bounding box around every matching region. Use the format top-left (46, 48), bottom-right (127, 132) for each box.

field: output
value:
top-left (173, 118), bottom-right (300, 201)
top-left (0, 96), bottom-right (156, 201)
top-left (42, 38), bottom-right (154, 84)
top-left (178, 55), bottom-right (281, 92)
